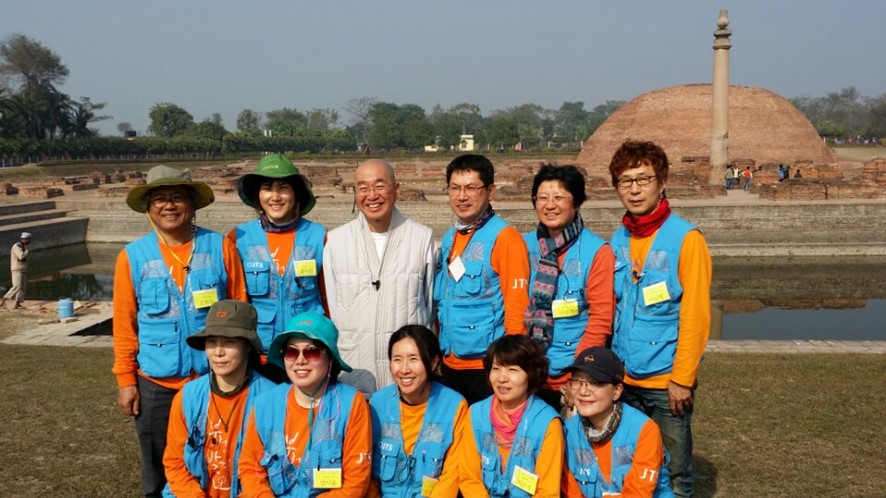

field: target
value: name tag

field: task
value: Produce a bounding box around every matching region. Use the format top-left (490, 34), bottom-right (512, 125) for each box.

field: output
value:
top-left (448, 256), bottom-right (465, 282)
top-left (313, 468), bottom-right (342, 489)
top-left (552, 299), bottom-right (579, 318)
top-left (294, 259), bottom-right (318, 277)
top-left (192, 289), bottom-right (218, 309)
top-left (421, 476), bottom-right (438, 497)
top-left (511, 465), bottom-right (538, 495)
top-left (642, 281), bottom-right (671, 306)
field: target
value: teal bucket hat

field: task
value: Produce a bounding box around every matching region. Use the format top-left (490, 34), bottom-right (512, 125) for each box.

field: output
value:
top-left (267, 313), bottom-right (352, 372)
top-left (237, 154), bottom-right (316, 215)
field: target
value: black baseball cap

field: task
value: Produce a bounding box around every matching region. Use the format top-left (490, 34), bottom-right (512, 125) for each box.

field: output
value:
top-left (565, 347), bottom-right (625, 384)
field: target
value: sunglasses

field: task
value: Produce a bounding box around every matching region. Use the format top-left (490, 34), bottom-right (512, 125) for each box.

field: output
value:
top-left (283, 345), bottom-right (325, 363)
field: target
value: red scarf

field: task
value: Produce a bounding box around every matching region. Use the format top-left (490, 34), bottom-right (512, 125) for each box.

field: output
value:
top-left (621, 198), bottom-right (671, 237)
top-left (490, 396), bottom-right (528, 451)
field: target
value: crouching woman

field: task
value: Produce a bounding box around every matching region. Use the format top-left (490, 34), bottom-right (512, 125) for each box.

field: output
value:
top-left (562, 347), bottom-right (673, 497)
top-left (460, 335), bottom-right (564, 498)
top-left (238, 313), bottom-right (372, 497)
top-left (162, 300), bottom-right (275, 497)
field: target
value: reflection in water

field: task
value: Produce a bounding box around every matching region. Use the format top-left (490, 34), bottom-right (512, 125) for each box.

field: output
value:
top-left (713, 256), bottom-right (886, 340)
top-left (4, 245), bottom-right (884, 340)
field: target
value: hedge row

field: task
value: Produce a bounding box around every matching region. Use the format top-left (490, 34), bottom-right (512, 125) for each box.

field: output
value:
top-left (0, 134), bottom-right (357, 160)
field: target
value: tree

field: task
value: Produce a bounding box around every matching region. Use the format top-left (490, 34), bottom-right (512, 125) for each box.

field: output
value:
top-left (148, 102), bottom-right (194, 137)
top-left (366, 102), bottom-right (433, 150)
top-left (117, 122), bottom-right (133, 135)
top-left (0, 34), bottom-right (69, 95)
top-left (305, 108), bottom-right (339, 134)
top-left (266, 107), bottom-right (307, 136)
top-left (236, 109), bottom-right (263, 135)
top-left (66, 97), bottom-right (110, 138)
top-left (344, 96), bottom-right (379, 142)
top-left (187, 118), bottom-right (227, 141)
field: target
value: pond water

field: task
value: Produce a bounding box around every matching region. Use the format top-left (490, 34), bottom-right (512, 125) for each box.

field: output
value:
top-left (4, 244), bottom-right (884, 341)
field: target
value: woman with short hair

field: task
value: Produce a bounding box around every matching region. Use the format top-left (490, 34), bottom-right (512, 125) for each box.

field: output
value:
top-left (523, 164), bottom-right (615, 412)
top-left (459, 335), bottom-right (564, 497)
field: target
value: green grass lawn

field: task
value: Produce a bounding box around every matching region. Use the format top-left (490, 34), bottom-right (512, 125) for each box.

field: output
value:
top-left (0, 345), bottom-right (883, 497)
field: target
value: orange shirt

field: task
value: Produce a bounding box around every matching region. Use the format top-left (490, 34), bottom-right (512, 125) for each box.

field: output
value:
top-left (544, 245), bottom-right (616, 390)
top-left (626, 229), bottom-right (711, 389)
top-left (368, 397), bottom-right (469, 498)
top-left (164, 383), bottom-right (251, 498)
top-left (459, 413), bottom-right (564, 498)
top-left (238, 386), bottom-right (372, 497)
top-left (443, 225), bottom-right (530, 371)
top-left (226, 228), bottom-right (329, 316)
top-left (562, 417), bottom-right (667, 498)
top-left (111, 235), bottom-right (247, 389)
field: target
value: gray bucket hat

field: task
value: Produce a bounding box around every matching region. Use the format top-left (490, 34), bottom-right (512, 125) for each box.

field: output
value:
top-left (186, 300), bottom-right (263, 353)
top-left (126, 165), bottom-right (215, 213)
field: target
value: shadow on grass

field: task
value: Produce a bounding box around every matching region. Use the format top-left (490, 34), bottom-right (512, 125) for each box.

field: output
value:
top-left (693, 455), bottom-right (718, 497)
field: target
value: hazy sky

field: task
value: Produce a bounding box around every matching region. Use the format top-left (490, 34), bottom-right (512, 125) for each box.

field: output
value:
top-left (3, 0), bottom-right (883, 136)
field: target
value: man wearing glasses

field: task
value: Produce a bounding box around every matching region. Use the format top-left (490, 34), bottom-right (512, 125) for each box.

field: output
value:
top-left (113, 165), bottom-right (247, 497)
top-left (434, 154), bottom-right (530, 404)
top-left (607, 141), bottom-right (712, 497)
top-left (324, 159), bottom-right (436, 395)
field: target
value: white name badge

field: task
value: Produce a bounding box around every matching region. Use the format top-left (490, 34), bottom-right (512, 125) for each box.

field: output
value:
top-left (642, 281), bottom-right (671, 306)
top-left (293, 259), bottom-right (318, 277)
top-left (448, 255), bottom-right (466, 282)
top-left (511, 465), bottom-right (538, 495)
top-left (192, 289), bottom-right (218, 309)
top-left (552, 299), bottom-right (579, 318)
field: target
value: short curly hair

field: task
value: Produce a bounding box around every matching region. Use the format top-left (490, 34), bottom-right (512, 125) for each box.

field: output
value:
top-left (483, 335), bottom-right (549, 394)
top-left (608, 140), bottom-right (670, 186)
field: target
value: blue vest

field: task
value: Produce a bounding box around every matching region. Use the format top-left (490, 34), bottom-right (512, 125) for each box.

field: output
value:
top-left (435, 215), bottom-right (508, 359)
top-left (126, 228), bottom-right (228, 378)
top-left (252, 382), bottom-right (359, 497)
top-left (233, 218), bottom-right (326, 351)
top-left (369, 382), bottom-right (464, 497)
top-left (161, 372), bottom-right (275, 498)
top-left (469, 395), bottom-right (558, 498)
top-left (524, 229), bottom-right (607, 376)
top-left (609, 215), bottom-right (695, 378)
top-left (564, 404), bottom-right (673, 497)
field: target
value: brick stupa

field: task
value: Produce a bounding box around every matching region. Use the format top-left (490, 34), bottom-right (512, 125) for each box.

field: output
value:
top-left (576, 84), bottom-right (836, 178)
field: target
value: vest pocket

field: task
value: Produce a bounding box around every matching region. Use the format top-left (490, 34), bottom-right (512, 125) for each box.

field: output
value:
top-left (137, 320), bottom-right (181, 377)
top-left (376, 442), bottom-right (401, 482)
top-left (138, 278), bottom-right (170, 315)
top-left (261, 451), bottom-right (297, 495)
top-left (626, 319), bottom-right (678, 377)
top-left (448, 310), bottom-right (496, 358)
top-left (245, 261), bottom-right (271, 296)
top-left (417, 444), bottom-right (447, 480)
top-left (453, 261), bottom-right (484, 297)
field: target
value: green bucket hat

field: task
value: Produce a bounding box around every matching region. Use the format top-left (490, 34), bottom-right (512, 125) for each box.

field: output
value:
top-left (237, 154), bottom-right (316, 215)
top-left (126, 165), bottom-right (215, 213)
top-left (267, 313), bottom-right (352, 372)
top-left (186, 300), bottom-right (264, 353)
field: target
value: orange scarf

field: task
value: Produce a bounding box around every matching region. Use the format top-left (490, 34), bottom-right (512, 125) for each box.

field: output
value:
top-left (490, 396), bottom-right (528, 450)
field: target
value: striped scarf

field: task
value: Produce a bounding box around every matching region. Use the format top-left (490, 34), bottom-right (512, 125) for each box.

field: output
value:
top-left (524, 213), bottom-right (583, 349)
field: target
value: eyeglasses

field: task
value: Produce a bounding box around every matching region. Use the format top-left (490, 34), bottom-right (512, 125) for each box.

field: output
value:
top-left (533, 194), bottom-right (573, 206)
top-left (566, 377), bottom-right (609, 392)
top-left (283, 345), bottom-right (325, 362)
top-left (356, 183), bottom-right (393, 195)
top-left (615, 175), bottom-right (657, 189)
top-left (150, 194), bottom-right (190, 208)
top-left (445, 184), bottom-right (487, 197)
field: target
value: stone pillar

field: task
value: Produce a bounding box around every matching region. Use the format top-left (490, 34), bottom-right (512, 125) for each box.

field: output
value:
top-left (709, 9), bottom-right (731, 185)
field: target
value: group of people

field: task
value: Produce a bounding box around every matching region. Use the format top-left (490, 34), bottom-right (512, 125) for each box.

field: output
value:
top-left (113, 139), bottom-right (711, 497)
top-left (724, 165), bottom-right (753, 191)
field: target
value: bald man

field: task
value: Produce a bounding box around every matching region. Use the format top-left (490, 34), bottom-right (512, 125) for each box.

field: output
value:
top-left (323, 160), bottom-right (437, 394)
